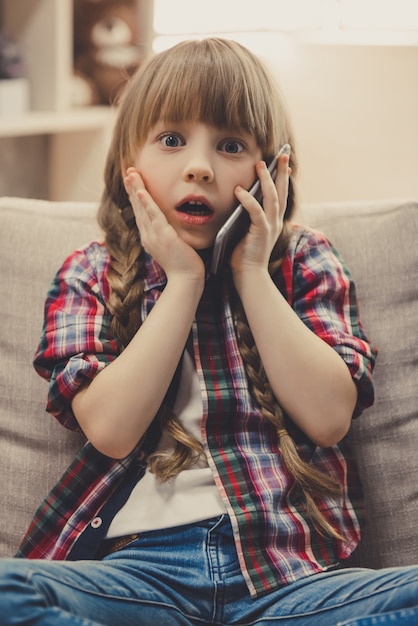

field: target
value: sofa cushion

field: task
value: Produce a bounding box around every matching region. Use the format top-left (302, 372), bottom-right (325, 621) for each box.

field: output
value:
top-left (0, 197), bottom-right (100, 556)
top-left (300, 199), bottom-right (418, 569)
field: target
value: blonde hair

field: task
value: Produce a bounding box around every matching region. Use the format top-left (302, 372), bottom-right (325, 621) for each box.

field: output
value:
top-left (98, 38), bottom-right (341, 539)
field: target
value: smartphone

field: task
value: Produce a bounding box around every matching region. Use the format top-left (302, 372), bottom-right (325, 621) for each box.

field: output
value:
top-left (210, 144), bottom-right (290, 275)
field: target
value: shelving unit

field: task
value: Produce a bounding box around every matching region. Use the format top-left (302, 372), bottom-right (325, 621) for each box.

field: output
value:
top-left (0, 0), bottom-right (153, 201)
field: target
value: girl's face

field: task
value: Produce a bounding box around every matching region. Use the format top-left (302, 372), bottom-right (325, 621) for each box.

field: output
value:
top-left (134, 121), bottom-right (262, 250)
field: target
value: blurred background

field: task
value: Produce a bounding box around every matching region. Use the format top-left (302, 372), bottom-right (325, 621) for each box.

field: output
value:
top-left (0, 0), bottom-right (417, 205)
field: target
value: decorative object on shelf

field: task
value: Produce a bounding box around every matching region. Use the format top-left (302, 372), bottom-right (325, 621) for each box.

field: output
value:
top-left (0, 30), bottom-right (29, 114)
top-left (72, 0), bottom-right (144, 107)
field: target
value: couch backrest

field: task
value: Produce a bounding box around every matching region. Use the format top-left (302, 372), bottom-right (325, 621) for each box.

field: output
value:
top-left (0, 196), bottom-right (417, 565)
top-left (0, 198), bottom-right (100, 555)
top-left (301, 199), bottom-right (418, 568)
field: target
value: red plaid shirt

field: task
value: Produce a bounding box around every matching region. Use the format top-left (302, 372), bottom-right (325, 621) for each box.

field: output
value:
top-left (18, 225), bottom-right (376, 599)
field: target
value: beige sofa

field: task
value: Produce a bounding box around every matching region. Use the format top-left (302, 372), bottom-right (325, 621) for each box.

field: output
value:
top-left (0, 195), bottom-right (417, 569)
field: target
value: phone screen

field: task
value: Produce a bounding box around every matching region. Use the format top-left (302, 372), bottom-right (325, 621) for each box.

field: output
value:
top-left (209, 146), bottom-right (288, 275)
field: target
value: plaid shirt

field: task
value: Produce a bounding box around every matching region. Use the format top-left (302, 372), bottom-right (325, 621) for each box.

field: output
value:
top-left (18, 225), bottom-right (376, 599)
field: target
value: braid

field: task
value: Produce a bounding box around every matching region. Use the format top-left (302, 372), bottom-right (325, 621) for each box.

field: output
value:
top-left (99, 201), bottom-right (145, 349)
top-left (146, 405), bottom-right (206, 481)
top-left (230, 224), bottom-right (343, 540)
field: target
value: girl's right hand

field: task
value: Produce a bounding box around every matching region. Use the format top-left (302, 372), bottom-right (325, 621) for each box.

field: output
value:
top-left (124, 168), bottom-right (205, 283)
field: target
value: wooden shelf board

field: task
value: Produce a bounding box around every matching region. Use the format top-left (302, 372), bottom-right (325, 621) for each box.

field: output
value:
top-left (0, 106), bottom-right (116, 137)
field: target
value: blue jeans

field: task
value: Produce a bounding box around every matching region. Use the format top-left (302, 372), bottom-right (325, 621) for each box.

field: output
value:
top-left (0, 516), bottom-right (417, 625)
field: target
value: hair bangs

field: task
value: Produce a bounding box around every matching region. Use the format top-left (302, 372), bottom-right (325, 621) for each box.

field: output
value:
top-left (134, 39), bottom-right (275, 154)
top-left (118, 38), bottom-right (294, 178)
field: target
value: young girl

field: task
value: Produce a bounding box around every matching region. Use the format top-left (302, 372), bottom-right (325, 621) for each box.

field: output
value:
top-left (1, 37), bottom-right (417, 626)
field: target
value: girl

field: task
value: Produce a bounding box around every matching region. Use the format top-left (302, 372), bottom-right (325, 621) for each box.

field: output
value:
top-left (1, 38), bottom-right (417, 626)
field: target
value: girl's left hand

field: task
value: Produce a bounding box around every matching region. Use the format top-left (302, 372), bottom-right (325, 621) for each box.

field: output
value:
top-left (230, 150), bottom-right (290, 275)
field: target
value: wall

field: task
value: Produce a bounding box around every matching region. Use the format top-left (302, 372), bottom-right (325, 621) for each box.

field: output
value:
top-left (0, 136), bottom-right (48, 199)
top-left (265, 41), bottom-right (418, 204)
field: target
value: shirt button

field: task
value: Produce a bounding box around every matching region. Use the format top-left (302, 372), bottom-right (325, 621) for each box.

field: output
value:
top-left (91, 517), bottom-right (103, 529)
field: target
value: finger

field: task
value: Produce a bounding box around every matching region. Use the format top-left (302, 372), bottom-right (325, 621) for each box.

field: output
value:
top-left (124, 168), bottom-right (145, 199)
top-left (124, 169), bottom-right (158, 223)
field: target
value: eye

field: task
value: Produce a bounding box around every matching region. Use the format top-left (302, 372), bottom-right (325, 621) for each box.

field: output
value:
top-left (159, 133), bottom-right (184, 148)
top-left (219, 139), bottom-right (245, 154)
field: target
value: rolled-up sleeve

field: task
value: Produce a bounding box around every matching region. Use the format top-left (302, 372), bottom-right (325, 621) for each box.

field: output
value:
top-left (283, 227), bottom-right (377, 417)
top-left (33, 243), bottom-right (119, 431)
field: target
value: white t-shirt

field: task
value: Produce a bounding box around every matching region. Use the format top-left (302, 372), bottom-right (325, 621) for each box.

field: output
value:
top-left (106, 350), bottom-right (226, 539)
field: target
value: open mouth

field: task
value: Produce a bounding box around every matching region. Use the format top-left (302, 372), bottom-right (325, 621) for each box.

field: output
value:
top-left (177, 201), bottom-right (212, 217)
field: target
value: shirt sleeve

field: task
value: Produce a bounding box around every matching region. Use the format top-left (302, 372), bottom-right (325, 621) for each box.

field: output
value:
top-left (286, 227), bottom-right (377, 417)
top-left (33, 243), bottom-right (119, 431)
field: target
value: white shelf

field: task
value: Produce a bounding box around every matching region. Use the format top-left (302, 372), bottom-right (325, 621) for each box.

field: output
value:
top-left (0, 106), bottom-right (116, 138)
top-left (0, 0), bottom-right (153, 201)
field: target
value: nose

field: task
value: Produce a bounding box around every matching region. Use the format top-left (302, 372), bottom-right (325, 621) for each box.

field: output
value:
top-left (183, 157), bottom-right (214, 184)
